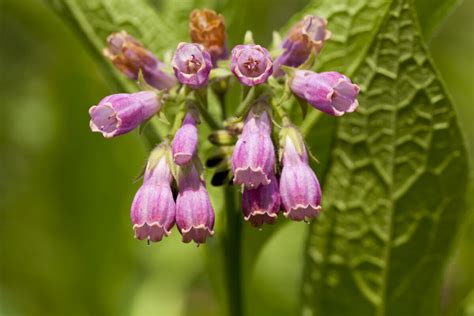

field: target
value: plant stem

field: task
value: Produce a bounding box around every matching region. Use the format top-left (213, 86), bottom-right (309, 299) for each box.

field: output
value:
top-left (223, 185), bottom-right (243, 316)
top-left (194, 89), bottom-right (221, 129)
top-left (235, 86), bottom-right (257, 118)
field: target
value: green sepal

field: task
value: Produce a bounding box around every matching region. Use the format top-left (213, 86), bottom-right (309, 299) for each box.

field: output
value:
top-left (267, 76), bottom-right (283, 91)
top-left (280, 65), bottom-right (296, 77)
top-left (244, 30), bottom-right (255, 44)
top-left (298, 51), bottom-right (316, 70)
top-left (157, 111), bottom-right (170, 125)
top-left (278, 124), bottom-right (306, 162)
top-left (138, 118), bottom-right (151, 135)
top-left (270, 31), bottom-right (283, 50)
top-left (295, 95), bottom-right (308, 118)
top-left (146, 141), bottom-right (171, 173)
top-left (270, 48), bottom-right (285, 60)
top-left (305, 143), bottom-right (320, 164)
top-left (165, 145), bottom-right (180, 183)
top-left (137, 69), bottom-right (156, 91)
top-left (133, 164), bottom-right (147, 183)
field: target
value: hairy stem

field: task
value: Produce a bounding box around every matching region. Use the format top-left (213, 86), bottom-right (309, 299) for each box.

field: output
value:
top-left (235, 86), bottom-right (259, 118)
top-left (194, 89), bottom-right (221, 129)
top-left (223, 185), bottom-right (243, 316)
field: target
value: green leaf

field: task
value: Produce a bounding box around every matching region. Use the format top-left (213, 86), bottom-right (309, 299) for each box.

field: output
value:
top-left (299, 0), bottom-right (469, 315)
top-left (415, 0), bottom-right (462, 39)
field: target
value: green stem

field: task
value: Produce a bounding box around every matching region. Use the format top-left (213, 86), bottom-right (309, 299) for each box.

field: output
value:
top-left (218, 92), bottom-right (227, 119)
top-left (195, 100), bottom-right (220, 129)
top-left (194, 89), bottom-right (221, 129)
top-left (235, 86), bottom-right (257, 118)
top-left (271, 98), bottom-right (290, 125)
top-left (223, 185), bottom-right (243, 316)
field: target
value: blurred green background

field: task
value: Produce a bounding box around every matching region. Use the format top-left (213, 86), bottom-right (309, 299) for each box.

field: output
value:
top-left (1, 0), bottom-right (473, 315)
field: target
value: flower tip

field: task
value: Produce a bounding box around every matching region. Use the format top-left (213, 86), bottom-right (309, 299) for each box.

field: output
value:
top-left (233, 167), bottom-right (272, 189)
top-left (181, 225), bottom-right (214, 244)
top-left (244, 211), bottom-right (278, 228)
top-left (133, 223), bottom-right (171, 243)
top-left (283, 204), bottom-right (321, 222)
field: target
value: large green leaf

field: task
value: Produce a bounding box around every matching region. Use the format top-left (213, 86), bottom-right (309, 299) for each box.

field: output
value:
top-left (415, 0), bottom-right (462, 39)
top-left (299, 0), bottom-right (469, 315)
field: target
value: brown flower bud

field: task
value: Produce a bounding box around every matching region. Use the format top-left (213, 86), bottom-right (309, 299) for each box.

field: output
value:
top-left (189, 9), bottom-right (228, 66)
top-left (103, 31), bottom-right (176, 90)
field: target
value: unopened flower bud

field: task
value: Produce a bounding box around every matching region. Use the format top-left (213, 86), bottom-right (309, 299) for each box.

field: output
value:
top-left (172, 113), bottom-right (198, 166)
top-left (274, 16), bottom-right (330, 76)
top-left (103, 31), bottom-right (177, 90)
top-left (131, 144), bottom-right (175, 242)
top-left (231, 44), bottom-right (273, 86)
top-left (290, 70), bottom-right (359, 116)
top-left (189, 9), bottom-right (228, 66)
top-left (279, 128), bottom-right (321, 221)
top-left (232, 105), bottom-right (275, 189)
top-left (208, 130), bottom-right (237, 146)
top-left (172, 43), bottom-right (212, 89)
top-left (176, 161), bottom-right (215, 244)
top-left (242, 173), bottom-right (280, 228)
top-left (89, 91), bottom-right (160, 138)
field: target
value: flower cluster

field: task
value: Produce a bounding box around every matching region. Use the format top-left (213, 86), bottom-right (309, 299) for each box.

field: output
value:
top-left (89, 9), bottom-right (359, 244)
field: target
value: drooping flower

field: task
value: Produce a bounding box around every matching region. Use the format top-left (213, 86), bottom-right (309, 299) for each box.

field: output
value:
top-left (290, 70), bottom-right (359, 116)
top-left (189, 9), bottom-right (228, 66)
top-left (103, 31), bottom-right (177, 90)
top-left (232, 104), bottom-right (275, 189)
top-left (231, 44), bottom-right (273, 86)
top-left (279, 126), bottom-right (321, 222)
top-left (273, 16), bottom-right (331, 76)
top-left (131, 144), bottom-right (175, 242)
top-left (89, 91), bottom-right (160, 138)
top-left (172, 42), bottom-right (213, 89)
top-left (242, 173), bottom-right (281, 228)
top-left (172, 112), bottom-right (199, 166)
top-left (176, 160), bottom-right (215, 244)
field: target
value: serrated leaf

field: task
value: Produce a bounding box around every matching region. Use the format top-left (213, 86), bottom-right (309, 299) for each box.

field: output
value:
top-left (299, 1), bottom-right (469, 315)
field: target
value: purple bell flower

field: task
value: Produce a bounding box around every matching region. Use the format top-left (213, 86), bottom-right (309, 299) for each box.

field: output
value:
top-left (290, 70), bottom-right (359, 116)
top-left (103, 31), bottom-right (177, 90)
top-left (232, 105), bottom-right (275, 189)
top-left (172, 42), bottom-right (212, 89)
top-left (279, 128), bottom-right (321, 222)
top-left (273, 16), bottom-right (331, 76)
top-left (131, 145), bottom-right (175, 242)
top-left (172, 113), bottom-right (198, 166)
top-left (89, 91), bottom-right (161, 138)
top-left (176, 161), bottom-right (215, 244)
top-left (242, 173), bottom-right (281, 228)
top-left (231, 44), bottom-right (273, 86)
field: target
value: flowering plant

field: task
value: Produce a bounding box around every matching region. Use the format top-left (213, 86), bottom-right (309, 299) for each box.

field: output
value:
top-left (90, 10), bottom-right (359, 245)
top-left (43, 1), bottom-right (470, 315)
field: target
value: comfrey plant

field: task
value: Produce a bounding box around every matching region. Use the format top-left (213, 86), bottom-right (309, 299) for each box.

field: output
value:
top-left (88, 10), bottom-right (359, 244)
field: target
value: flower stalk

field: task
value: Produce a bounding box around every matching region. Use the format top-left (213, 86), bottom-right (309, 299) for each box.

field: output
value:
top-left (84, 8), bottom-right (361, 316)
top-left (222, 185), bottom-right (243, 316)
